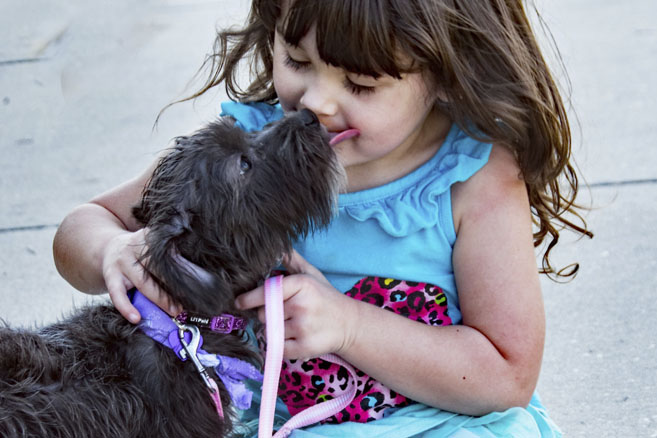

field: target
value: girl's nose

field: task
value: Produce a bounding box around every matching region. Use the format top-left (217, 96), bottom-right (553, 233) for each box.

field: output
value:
top-left (299, 80), bottom-right (338, 118)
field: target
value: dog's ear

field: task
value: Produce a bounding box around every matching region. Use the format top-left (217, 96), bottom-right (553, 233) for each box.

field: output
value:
top-left (138, 210), bottom-right (231, 313)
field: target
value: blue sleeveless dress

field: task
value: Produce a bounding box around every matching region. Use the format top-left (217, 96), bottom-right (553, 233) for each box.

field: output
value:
top-left (220, 101), bottom-right (562, 438)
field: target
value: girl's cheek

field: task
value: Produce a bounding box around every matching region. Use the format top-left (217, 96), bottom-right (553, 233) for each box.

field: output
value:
top-left (275, 88), bottom-right (296, 113)
top-left (273, 72), bottom-right (299, 112)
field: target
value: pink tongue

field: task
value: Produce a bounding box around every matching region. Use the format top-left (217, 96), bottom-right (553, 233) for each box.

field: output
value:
top-left (329, 128), bottom-right (360, 146)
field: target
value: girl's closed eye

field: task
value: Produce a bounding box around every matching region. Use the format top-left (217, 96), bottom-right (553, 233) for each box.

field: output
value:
top-left (284, 51), bottom-right (377, 96)
top-left (284, 54), bottom-right (310, 71)
top-left (342, 77), bottom-right (376, 96)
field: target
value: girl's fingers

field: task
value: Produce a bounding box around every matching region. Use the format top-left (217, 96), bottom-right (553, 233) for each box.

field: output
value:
top-left (282, 333), bottom-right (314, 361)
top-left (282, 249), bottom-right (322, 277)
top-left (130, 264), bottom-right (181, 317)
top-left (256, 305), bottom-right (266, 324)
top-left (108, 266), bottom-right (180, 324)
top-left (235, 284), bottom-right (266, 310)
top-left (235, 274), bottom-right (309, 311)
top-left (107, 275), bottom-right (140, 324)
top-left (103, 228), bottom-right (181, 323)
top-left (103, 230), bottom-right (144, 323)
top-left (237, 251), bottom-right (329, 312)
top-left (129, 242), bottom-right (182, 316)
top-left (283, 339), bottom-right (302, 360)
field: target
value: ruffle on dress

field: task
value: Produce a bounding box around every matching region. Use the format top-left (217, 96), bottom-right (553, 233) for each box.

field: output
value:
top-left (338, 124), bottom-right (492, 238)
top-left (220, 101), bottom-right (284, 132)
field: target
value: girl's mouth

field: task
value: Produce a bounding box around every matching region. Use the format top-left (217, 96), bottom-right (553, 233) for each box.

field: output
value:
top-left (329, 129), bottom-right (360, 146)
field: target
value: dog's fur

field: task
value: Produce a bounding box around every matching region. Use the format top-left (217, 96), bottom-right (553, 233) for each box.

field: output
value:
top-left (0, 109), bottom-right (343, 438)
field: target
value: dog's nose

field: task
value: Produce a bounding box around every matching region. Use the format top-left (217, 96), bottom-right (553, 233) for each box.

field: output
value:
top-left (300, 109), bottom-right (319, 126)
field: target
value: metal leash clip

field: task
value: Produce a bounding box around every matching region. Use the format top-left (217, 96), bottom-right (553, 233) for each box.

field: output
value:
top-left (176, 322), bottom-right (217, 393)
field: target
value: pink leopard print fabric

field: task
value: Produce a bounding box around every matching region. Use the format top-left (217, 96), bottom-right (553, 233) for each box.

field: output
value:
top-left (277, 276), bottom-right (452, 423)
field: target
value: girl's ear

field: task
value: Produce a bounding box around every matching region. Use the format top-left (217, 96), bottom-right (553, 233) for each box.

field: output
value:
top-left (422, 73), bottom-right (448, 104)
top-left (435, 87), bottom-right (449, 104)
top-left (429, 81), bottom-right (449, 104)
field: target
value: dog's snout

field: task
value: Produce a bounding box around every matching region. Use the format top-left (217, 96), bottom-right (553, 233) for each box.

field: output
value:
top-left (300, 109), bottom-right (319, 126)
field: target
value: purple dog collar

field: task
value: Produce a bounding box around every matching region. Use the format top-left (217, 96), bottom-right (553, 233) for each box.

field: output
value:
top-left (175, 311), bottom-right (247, 334)
top-left (128, 289), bottom-right (263, 412)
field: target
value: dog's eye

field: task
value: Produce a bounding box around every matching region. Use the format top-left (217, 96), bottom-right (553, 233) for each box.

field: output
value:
top-left (239, 156), bottom-right (251, 175)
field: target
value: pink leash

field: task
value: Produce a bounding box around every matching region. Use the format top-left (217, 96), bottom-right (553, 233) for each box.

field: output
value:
top-left (258, 276), bottom-right (357, 438)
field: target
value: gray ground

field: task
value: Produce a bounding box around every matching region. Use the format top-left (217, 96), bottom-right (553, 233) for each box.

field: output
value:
top-left (1, 1), bottom-right (655, 436)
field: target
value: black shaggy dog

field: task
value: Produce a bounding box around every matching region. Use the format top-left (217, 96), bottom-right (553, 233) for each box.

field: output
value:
top-left (0, 109), bottom-right (343, 438)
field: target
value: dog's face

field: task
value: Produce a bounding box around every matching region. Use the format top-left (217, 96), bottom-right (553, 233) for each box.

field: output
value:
top-left (132, 109), bottom-right (343, 314)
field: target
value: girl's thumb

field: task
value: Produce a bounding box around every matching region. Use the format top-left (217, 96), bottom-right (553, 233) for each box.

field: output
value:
top-left (282, 249), bottom-right (320, 276)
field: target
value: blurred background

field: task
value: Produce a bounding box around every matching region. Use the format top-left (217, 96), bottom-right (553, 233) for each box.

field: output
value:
top-left (1, 0), bottom-right (656, 436)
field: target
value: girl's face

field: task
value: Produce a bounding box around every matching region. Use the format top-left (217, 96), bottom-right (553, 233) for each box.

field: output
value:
top-left (272, 24), bottom-right (451, 192)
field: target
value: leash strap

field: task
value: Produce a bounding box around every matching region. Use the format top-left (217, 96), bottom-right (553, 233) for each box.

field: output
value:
top-left (258, 276), bottom-right (285, 438)
top-left (258, 276), bottom-right (358, 438)
top-left (273, 353), bottom-right (357, 438)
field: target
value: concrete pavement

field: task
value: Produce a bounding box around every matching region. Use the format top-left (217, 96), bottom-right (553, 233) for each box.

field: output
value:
top-left (1, 1), bottom-right (656, 436)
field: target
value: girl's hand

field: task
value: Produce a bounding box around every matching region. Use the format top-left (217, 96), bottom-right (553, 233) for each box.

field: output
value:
top-left (102, 228), bottom-right (181, 324)
top-left (235, 250), bottom-right (357, 360)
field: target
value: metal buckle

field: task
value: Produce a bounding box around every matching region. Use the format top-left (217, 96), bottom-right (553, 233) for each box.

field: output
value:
top-left (176, 323), bottom-right (216, 393)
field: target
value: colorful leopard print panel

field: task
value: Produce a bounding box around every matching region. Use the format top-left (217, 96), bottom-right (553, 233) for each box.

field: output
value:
top-left (277, 276), bottom-right (452, 423)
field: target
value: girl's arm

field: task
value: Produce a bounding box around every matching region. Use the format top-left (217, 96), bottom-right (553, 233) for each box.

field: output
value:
top-left (346, 144), bottom-right (543, 415)
top-left (53, 159), bottom-right (178, 323)
top-left (237, 144), bottom-right (544, 416)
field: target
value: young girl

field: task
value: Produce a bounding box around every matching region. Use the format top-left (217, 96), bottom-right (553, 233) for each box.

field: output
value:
top-left (54, 0), bottom-right (592, 436)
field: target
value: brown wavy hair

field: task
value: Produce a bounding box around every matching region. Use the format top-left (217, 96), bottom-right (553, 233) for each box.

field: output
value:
top-left (179, 0), bottom-right (593, 278)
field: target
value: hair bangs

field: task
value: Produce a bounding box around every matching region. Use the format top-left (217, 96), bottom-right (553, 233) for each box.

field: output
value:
top-left (281, 0), bottom-right (409, 79)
